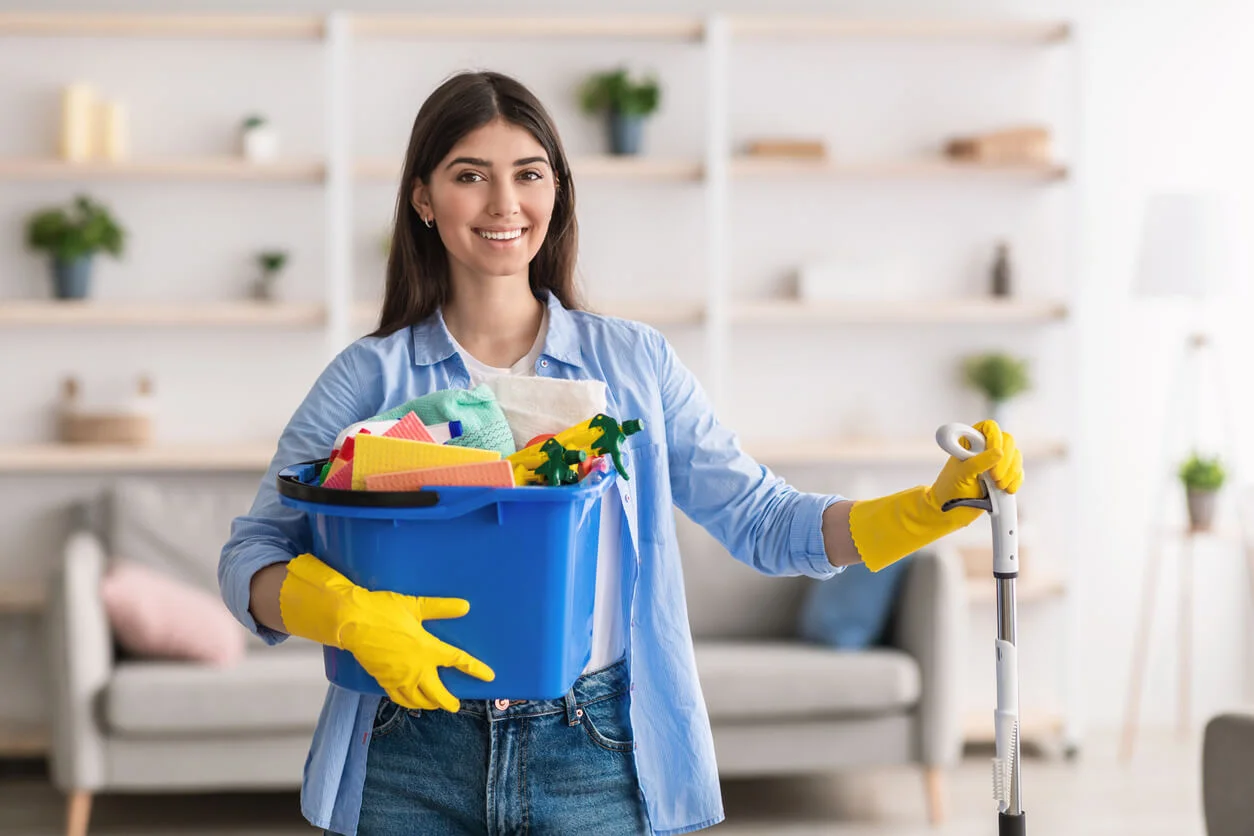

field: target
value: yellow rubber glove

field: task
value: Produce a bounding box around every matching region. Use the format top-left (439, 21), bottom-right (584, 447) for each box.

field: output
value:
top-left (278, 553), bottom-right (494, 712)
top-left (848, 420), bottom-right (1024, 572)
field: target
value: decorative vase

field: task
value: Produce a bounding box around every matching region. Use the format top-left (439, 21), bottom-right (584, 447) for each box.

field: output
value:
top-left (241, 125), bottom-right (279, 162)
top-left (608, 111), bottom-right (644, 156)
top-left (1186, 488), bottom-right (1218, 532)
top-left (52, 255), bottom-right (93, 299)
top-left (986, 399), bottom-right (1011, 429)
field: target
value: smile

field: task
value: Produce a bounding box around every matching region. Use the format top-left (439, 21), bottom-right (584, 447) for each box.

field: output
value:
top-left (476, 228), bottom-right (526, 241)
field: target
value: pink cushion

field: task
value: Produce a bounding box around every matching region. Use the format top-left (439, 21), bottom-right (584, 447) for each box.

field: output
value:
top-left (100, 559), bottom-right (245, 666)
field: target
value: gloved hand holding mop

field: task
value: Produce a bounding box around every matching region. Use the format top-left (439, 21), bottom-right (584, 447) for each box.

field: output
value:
top-left (829, 419), bottom-right (1023, 571)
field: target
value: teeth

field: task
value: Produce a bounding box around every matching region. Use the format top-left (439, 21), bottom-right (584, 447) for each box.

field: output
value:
top-left (478, 229), bottom-right (523, 241)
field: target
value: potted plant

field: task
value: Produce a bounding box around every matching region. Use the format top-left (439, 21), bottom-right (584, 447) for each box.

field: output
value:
top-left (25, 195), bottom-right (126, 299)
top-left (963, 352), bottom-right (1031, 427)
top-left (579, 68), bottom-right (661, 156)
top-left (251, 250), bottom-right (288, 301)
top-left (1178, 452), bottom-right (1225, 532)
top-left (240, 114), bottom-right (279, 162)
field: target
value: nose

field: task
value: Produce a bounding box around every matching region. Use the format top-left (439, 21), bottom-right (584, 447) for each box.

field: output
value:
top-left (487, 177), bottom-right (520, 218)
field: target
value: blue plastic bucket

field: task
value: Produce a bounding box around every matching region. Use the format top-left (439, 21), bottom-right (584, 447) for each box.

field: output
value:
top-left (276, 460), bottom-right (614, 700)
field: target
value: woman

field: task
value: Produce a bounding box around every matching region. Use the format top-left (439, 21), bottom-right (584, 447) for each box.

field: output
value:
top-left (220, 70), bottom-right (1022, 836)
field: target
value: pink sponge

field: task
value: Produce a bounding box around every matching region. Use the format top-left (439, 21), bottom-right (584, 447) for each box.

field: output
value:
top-left (383, 411), bottom-right (436, 444)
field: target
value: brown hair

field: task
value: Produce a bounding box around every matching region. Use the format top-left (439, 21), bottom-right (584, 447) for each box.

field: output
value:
top-left (371, 71), bottom-right (581, 338)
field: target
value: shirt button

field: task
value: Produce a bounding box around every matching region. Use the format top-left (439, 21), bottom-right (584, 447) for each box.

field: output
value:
top-left (540, 359), bottom-right (549, 368)
top-left (494, 699), bottom-right (509, 710)
top-left (623, 492), bottom-right (631, 504)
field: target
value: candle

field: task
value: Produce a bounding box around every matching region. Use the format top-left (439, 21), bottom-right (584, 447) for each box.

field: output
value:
top-left (60, 84), bottom-right (95, 161)
top-left (97, 101), bottom-right (127, 161)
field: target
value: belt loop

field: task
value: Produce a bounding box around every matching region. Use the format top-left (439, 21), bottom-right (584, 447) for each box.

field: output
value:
top-left (564, 688), bottom-right (580, 726)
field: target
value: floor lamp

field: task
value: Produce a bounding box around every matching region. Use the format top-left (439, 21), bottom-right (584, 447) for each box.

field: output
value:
top-left (1119, 192), bottom-right (1241, 762)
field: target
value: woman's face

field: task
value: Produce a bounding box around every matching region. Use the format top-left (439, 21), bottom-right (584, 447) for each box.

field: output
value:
top-left (413, 117), bottom-right (557, 286)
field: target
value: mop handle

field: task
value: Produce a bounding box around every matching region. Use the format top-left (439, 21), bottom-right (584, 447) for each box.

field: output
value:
top-left (936, 424), bottom-right (1026, 834)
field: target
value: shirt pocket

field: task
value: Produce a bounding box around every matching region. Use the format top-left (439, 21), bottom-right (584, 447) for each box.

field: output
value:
top-left (620, 438), bottom-right (672, 547)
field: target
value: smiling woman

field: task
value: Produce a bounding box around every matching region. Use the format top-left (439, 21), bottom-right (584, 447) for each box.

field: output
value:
top-left (374, 71), bottom-right (581, 347)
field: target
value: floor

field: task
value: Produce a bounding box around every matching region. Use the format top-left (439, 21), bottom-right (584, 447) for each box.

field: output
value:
top-left (0, 732), bottom-right (1206, 835)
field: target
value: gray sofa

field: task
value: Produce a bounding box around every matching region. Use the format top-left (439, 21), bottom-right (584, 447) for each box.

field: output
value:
top-left (45, 478), bottom-right (965, 835)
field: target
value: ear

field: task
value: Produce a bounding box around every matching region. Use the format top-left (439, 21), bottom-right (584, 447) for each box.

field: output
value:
top-left (410, 180), bottom-right (433, 220)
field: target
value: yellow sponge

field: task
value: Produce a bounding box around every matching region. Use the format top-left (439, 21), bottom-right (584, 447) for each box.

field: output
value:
top-left (351, 434), bottom-right (499, 490)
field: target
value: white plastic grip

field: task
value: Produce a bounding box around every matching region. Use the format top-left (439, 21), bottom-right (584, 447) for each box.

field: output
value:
top-left (934, 423), bottom-right (1020, 577)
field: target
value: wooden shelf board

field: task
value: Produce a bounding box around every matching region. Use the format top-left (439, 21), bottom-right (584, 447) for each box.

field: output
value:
top-left (0, 582), bottom-right (46, 614)
top-left (0, 158), bottom-right (326, 182)
top-left (730, 17), bottom-right (1070, 43)
top-left (0, 444), bottom-right (275, 473)
top-left (966, 574), bottom-right (1067, 604)
top-left (732, 298), bottom-right (1068, 325)
top-left (356, 156), bottom-right (703, 183)
top-left (745, 438), bottom-right (1068, 465)
top-left (732, 156), bottom-right (1067, 181)
top-left (0, 13), bottom-right (324, 38)
top-left (353, 300), bottom-right (705, 328)
top-left (0, 300), bottom-right (327, 327)
top-left (351, 15), bottom-right (705, 40)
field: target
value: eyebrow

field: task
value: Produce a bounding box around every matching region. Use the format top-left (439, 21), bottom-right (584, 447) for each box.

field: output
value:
top-left (445, 156), bottom-right (551, 169)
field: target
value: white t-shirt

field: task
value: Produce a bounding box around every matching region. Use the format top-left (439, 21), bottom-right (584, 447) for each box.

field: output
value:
top-left (450, 313), bottom-right (625, 674)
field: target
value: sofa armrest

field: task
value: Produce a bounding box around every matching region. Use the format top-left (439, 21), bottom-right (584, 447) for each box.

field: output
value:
top-left (887, 544), bottom-right (967, 766)
top-left (44, 529), bottom-right (113, 792)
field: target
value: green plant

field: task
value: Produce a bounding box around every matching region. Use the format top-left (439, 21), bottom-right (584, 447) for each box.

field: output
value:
top-left (963, 353), bottom-right (1032, 403)
top-left (257, 250), bottom-right (288, 274)
top-left (25, 195), bottom-right (126, 262)
top-left (579, 68), bottom-right (661, 117)
top-left (1179, 452), bottom-right (1226, 492)
top-left (241, 114), bottom-right (267, 131)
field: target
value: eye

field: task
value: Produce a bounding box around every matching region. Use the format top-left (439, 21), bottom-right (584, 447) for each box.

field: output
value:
top-left (455, 170), bottom-right (485, 183)
top-left (517, 169), bottom-right (544, 182)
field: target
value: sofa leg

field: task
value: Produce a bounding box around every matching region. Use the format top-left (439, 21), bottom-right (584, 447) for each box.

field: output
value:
top-left (923, 767), bottom-right (946, 826)
top-left (66, 790), bottom-right (92, 836)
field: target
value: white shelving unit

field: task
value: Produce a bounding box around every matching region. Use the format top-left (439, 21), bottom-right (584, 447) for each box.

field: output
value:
top-left (0, 11), bottom-right (1081, 755)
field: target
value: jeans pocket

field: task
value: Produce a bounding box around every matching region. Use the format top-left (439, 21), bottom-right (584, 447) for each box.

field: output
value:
top-left (371, 698), bottom-right (410, 739)
top-left (579, 690), bottom-right (635, 753)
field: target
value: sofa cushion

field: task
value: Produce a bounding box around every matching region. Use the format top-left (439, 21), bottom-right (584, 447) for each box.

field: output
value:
top-left (103, 649), bottom-right (329, 736)
top-left (797, 555), bottom-right (915, 649)
top-left (695, 640), bottom-right (920, 722)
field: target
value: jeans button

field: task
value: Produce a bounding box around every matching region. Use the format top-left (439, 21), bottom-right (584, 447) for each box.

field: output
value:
top-left (494, 699), bottom-right (510, 710)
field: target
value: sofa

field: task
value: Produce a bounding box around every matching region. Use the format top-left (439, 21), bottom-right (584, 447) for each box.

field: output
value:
top-left (45, 477), bottom-right (965, 835)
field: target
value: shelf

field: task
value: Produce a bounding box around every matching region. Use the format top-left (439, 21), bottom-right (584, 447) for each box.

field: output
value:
top-left (0, 721), bottom-right (49, 757)
top-left (355, 156), bottom-right (703, 183)
top-left (0, 582), bottom-right (45, 615)
top-left (966, 573), bottom-right (1067, 604)
top-left (0, 158), bottom-right (326, 183)
top-left (744, 438), bottom-right (1068, 466)
top-left (732, 298), bottom-right (1068, 325)
top-left (353, 299), bottom-right (705, 328)
top-left (963, 710), bottom-right (1065, 746)
top-left (731, 156), bottom-right (1068, 181)
top-left (0, 13), bottom-right (324, 39)
top-left (0, 444), bottom-right (275, 473)
top-left (0, 300), bottom-right (327, 327)
top-left (730, 17), bottom-right (1070, 43)
top-left (351, 15), bottom-right (705, 40)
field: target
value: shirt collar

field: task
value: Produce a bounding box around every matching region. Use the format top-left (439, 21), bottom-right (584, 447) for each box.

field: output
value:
top-left (409, 290), bottom-right (584, 370)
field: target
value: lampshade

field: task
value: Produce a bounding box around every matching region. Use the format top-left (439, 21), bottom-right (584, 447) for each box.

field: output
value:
top-left (1132, 192), bottom-right (1235, 300)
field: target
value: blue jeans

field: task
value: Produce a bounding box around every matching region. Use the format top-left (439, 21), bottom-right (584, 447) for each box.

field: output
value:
top-left (330, 657), bottom-right (650, 836)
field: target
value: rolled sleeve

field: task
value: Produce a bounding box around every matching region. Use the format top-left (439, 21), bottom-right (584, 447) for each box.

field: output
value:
top-left (218, 344), bottom-right (378, 642)
top-left (653, 329), bottom-right (847, 580)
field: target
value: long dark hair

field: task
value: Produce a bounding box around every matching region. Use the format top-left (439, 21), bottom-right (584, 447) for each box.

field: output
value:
top-left (371, 71), bottom-right (581, 337)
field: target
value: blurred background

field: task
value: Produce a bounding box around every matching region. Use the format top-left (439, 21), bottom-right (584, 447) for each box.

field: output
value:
top-left (1, 0), bottom-right (1252, 834)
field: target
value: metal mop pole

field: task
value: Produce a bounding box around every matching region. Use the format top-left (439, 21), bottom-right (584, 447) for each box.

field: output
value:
top-left (936, 423), bottom-right (1026, 836)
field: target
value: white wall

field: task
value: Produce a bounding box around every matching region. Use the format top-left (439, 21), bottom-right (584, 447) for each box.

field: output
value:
top-left (1, 0), bottom-right (1252, 741)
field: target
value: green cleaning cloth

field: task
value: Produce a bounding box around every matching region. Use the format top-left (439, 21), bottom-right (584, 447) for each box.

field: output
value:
top-left (369, 384), bottom-right (517, 457)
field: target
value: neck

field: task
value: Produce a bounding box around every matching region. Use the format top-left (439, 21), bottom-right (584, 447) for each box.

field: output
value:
top-left (443, 268), bottom-right (545, 367)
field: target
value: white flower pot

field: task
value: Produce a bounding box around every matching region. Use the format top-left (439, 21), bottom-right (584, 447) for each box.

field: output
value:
top-left (241, 125), bottom-right (279, 162)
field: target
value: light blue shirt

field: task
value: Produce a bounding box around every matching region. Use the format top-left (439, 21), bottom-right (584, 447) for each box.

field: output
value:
top-left (219, 291), bottom-right (844, 836)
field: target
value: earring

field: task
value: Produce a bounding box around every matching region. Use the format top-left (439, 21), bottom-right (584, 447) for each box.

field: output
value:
top-left (423, 216), bottom-right (434, 229)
